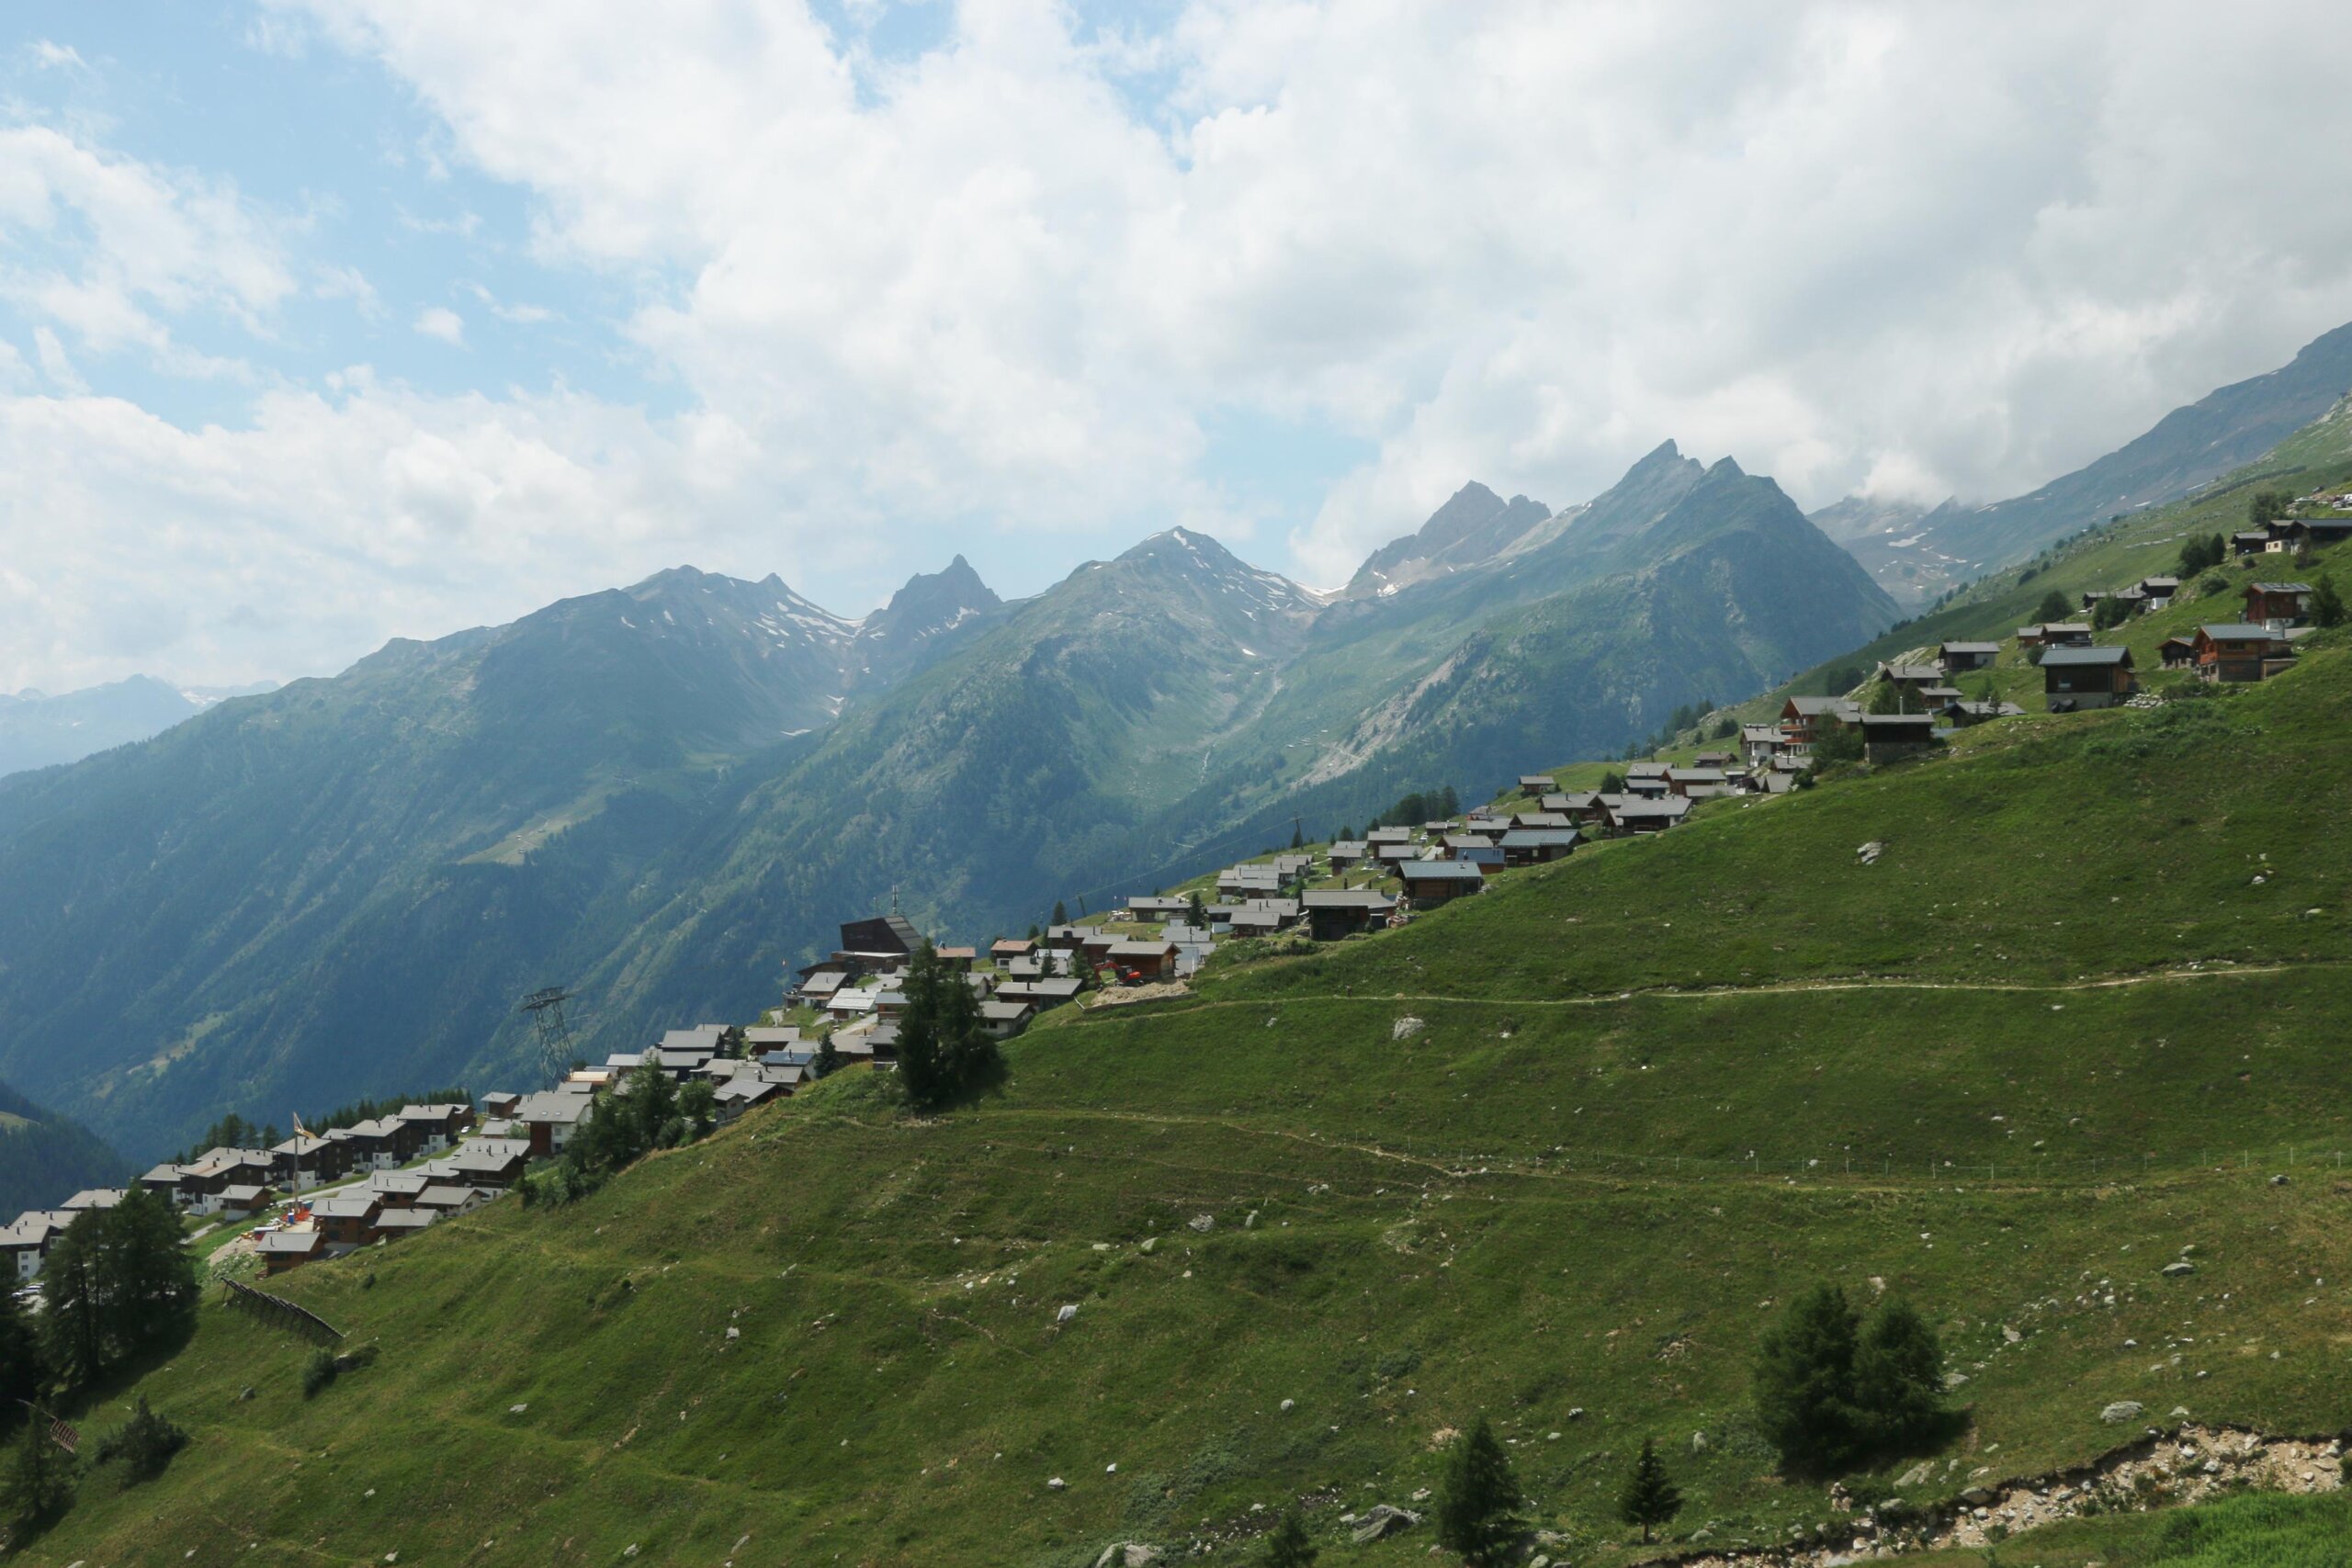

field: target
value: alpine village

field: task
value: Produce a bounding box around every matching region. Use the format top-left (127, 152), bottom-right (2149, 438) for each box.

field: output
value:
top-left (30, 8), bottom-right (2352, 1532)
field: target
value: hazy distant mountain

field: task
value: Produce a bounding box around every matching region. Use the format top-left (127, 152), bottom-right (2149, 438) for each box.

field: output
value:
top-left (0, 455), bottom-right (1895, 1157)
top-left (0, 674), bottom-right (277, 777)
top-left (0, 1077), bottom-right (124, 1220)
top-left (1805, 495), bottom-right (1974, 609)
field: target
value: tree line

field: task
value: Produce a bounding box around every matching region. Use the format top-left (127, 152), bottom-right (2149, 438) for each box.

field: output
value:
top-left (1, 1186), bottom-right (198, 1546)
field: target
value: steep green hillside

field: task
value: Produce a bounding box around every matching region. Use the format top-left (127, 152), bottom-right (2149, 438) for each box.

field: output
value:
top-left (21, 648), bottom-right (2352, 1568)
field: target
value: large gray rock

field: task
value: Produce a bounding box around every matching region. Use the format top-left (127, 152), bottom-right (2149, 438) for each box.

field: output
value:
top-left (1351, 1505), bottom-right (1421, 1543)
top-left (2162, 1260), bottom-right (2197, 1278)
top-left (1093, 1545), bottom-right (1160, 1568)
top-left (2100, 1401), bottom-right (2145, 1424)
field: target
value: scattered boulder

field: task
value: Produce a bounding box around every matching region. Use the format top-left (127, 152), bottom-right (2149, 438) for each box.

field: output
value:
top-left (1279, 1399), bottom-right (1295, 1413)
top-left (1057, 1303), bottom-right (1080, 1325)
top-left (1896, 1461), bottom-right (1935, 1488)
top-left (1187, 1213), bottom-right (1216, 1234)
top-left (1392, 1016), bottom-right (1426, 1042)
top-left (2163, 1261), bottom-right (2197, 1278)
top-left (2101, 1401), bottom-right (2145, 1424)
top-left (1857, 840), bottom-right (1885, 865)
top-left (2270, 1174), bottom-right (2290, 1187)
top-left (1690, 1431), bottom-right (1709, 1454)
top-left (1048, 1477), bottom-right (1067, 1491)
top-left (1093, 1544), bottom-right (1161, 1568)
top-left (1351, 1505), bottom-right (1421, 1543)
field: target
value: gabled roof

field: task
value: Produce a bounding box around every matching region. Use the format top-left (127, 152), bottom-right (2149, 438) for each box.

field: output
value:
top-left (2039, 644), bottom-right (2132, 666)
top-left (2249, 581), bottom-right (2312, 592)
top-left (2197, 623), bottom-right (2278, 640)
top-left (1301, 888), bottom-right (1396, 909)
top-left (1939, 641), bottom-right (2000, 655)
top-left (1397, 859), bottom-right (1485, 883)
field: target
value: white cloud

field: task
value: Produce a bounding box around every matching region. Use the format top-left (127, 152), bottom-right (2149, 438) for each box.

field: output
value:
top-left (0, 124), bottom-right (296, 377)
top-left (413, 304), bottom-right (467, 344)
top-left (16, 1), bottom-right (2352, 689)
top-left (260, 0), bottom-right (2352, 591)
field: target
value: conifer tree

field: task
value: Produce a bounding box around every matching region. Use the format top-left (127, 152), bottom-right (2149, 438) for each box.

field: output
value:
top-left (2033, 588), bottom-right (2073, 624)
top-left (811, 1034), bottom-right (842, 1079)
top-left (1051, 899), bottom-right (1069, 926)
top-left (37, 1214), bottom-right (107, 1389)
top-left (1617, 1437), bottom-right (1682, 1543)
top-left (2312, 574), bottom-right (2346, 628)
top-left (1853, 1298), bottom-right (1946, 1450)
top-left (0, 1288), bottom-right (42, 1412)
top-left (1753, 1282), bottom-right (1862, 1472)
top-left (897, 942), bottom-right (1000, 1109)
top-left (1259, 1511), bottom-right (1317, 1567)
top-left (0, 1416), bottom-right (73, 1540)
top-left (1435, 1416), bottom-right (1523, 1566)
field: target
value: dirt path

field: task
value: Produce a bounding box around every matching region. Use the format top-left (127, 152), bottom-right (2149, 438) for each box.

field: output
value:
top-left (1065, 959), bottom-right (2324, 1028)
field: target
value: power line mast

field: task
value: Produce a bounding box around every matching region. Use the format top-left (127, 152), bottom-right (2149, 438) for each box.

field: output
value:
top-left (519, 986), bottom-right (579, 1086)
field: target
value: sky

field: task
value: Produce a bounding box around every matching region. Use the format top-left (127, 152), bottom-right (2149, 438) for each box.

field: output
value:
top-left (6, 2), bottom-right (2352, 692)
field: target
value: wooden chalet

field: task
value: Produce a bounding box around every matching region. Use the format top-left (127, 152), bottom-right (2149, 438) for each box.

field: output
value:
top-left (1939, 641), bottom-right (1999, 671)
top-left (1300, 888), bottom-right (1396, 941)
top-left (1396, 859), bottom-right (1485, 905)
top-left (2245, 581), bottom-right (2313, 626)
top-left (2040, 644), bottom-right (2136, 710)
top-left (2193, 624), bottom-right (2290, 683)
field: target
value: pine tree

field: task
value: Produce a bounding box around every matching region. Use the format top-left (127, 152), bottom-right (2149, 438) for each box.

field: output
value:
top-left (1259, 1511), bottom-right (1317, 1567)
top-left (1051, 899), bottom-right (1069, 926)
top-left (38, 1214), bottom-right (107, 1389)
top-left (96, 1186), bottom-right (197, 1359)
top-left (811, 1035), bottom-right (842, 1079)
top-left (1753, 1282), bottom-right (1863, 1473)
top-left (0, 1416), bottom-right (73, 1540)
top-left (897, 942), bottom-right (999, 1109)
top-left (0, 1289), bottom-right (43, 1412)
top-left (1617, 1437), bottom-right (1682, 1543)
top-left (1290, 821), bottom-right (1304, 849)
top-left (2312, 575), bottom-right (2346, 628)
top-left (1853, 1298), bottom-right (1946, 1450)
top-left (1434, 1417), bottom-right (1523, 1566)
top-left (1187, 891), bottom-right (1208, 928)
top-left (2033, 588), bottom-right (2073, 624)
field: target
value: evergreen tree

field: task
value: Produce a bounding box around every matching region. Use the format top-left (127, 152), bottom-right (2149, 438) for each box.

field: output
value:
top-left (95, 1395), bottom-right (187, 1483)
top-left (811, 1035), bottom-right (842, 1079)
top-left (1866, 679), bottom-right (1907, 715)
top-left (1337, 824), bottom-right (1355, 843)
top-left (1753, 1282), bottom-right (1863, 1473)
top-left (1259, 1511), bottom-right (1317, 1567)
top-left (0, 1416), bottom-right (73, 1540)
top-left (2033, 589), bottom-right (2073, 624)
top-left (1438, 784), bottom-right (1461, 818)
top-left (37, 1214), bottom-right (107, 1389)
top-left (2312, 575), bottom-right (2346, 628)
top-left (1599, 770), bottom-right (1626, 795)
top-left (97, 1186), bottom-right (197, 1357)
top-left (0, 1289), bottom-right (43, 1413)
top-left (1187, 891), bottom-right (1208, 928)
top-left (1434, 1417), bottom-right (1523, 1567)
top-left (677, 1078), bottom-right (718, 1140)
top-left (1290, 821), bottom-right (1304, 849)
top-left (897, 942), bottom-right (1000, 1110)
top-left (1051, 899), bottom-right (1069, 926)
top-left (1617, 1437), bottom-right (1682, 1543)
top-left (1852, 1299), bottom-right (1946, 1450)
top-left (2091, 593), bottom-right (2129, 631)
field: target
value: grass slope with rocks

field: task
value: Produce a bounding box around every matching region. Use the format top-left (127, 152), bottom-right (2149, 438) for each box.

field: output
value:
top-left (18, 662), bottom-right (2352, 1568)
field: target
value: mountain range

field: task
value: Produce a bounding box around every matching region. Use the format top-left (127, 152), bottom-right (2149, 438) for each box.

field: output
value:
top-left (0, 441), bottom-right (1893, 1157)
top-left (1807, 320), bottom-right (2352, 605)
top-left (0, 675), bottom-right (277, 777)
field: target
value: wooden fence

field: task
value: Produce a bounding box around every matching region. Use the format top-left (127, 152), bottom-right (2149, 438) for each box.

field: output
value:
top-left (221, 1278), bottom-right (345, 1345)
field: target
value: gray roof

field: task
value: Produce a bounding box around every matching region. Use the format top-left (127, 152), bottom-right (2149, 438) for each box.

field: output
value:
top-left (2198, 623), bottom-right (2277, 640)
top-left (2038, 644), bottom-right (2132, 667)
top-left (1301, 888), bottom-right (1396, 909)
top-left (1939, 641), bottom-right (1999, 655)
top-left (1498, 829), bottom-right (1580, 848)
top-left (1399, 860), bottom-right (1485, 883)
